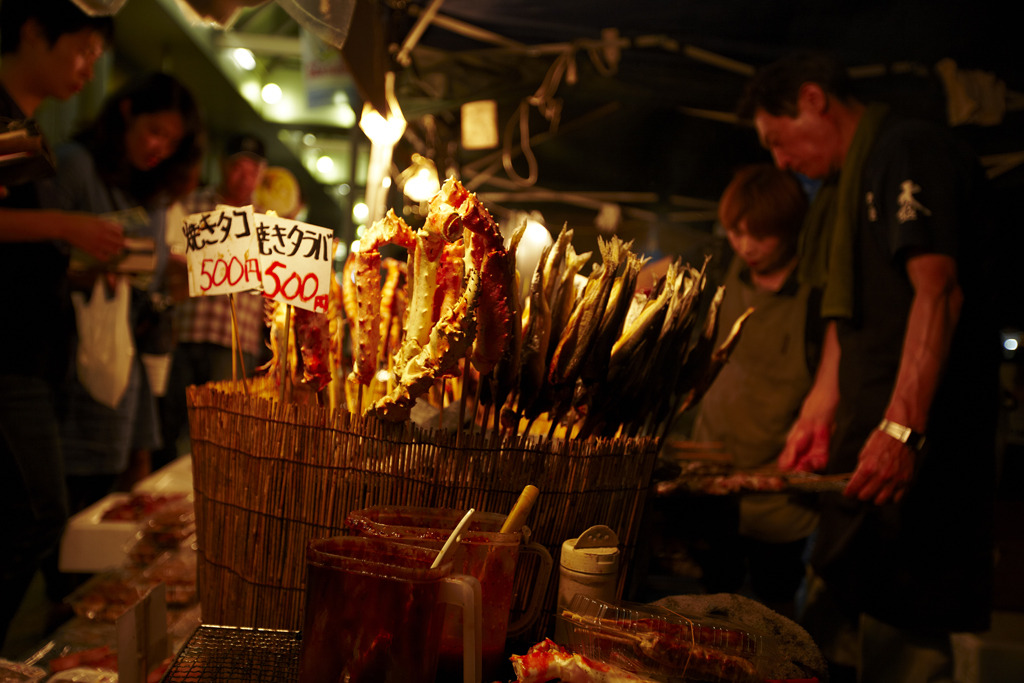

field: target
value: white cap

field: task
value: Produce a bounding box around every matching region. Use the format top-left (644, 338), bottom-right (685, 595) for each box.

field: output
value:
top-left (560, 524), bottom-right (620, 575)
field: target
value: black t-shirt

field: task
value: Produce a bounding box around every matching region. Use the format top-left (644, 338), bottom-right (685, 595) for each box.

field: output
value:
top-left (813, 115), bottom-right (999, 632)
top-left (1, 86), bottom-right (74, 382)
top-left (830, 117), bottom-right (998, 469)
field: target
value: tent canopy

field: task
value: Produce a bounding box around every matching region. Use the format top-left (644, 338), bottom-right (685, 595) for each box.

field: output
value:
top-left (337, 0), bottom-right (1024, 255)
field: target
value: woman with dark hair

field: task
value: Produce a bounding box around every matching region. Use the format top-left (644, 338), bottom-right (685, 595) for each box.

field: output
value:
top-left (76, 72), bottom-right (204, 223)
top-left (42, 71), bottom-right (205, 520)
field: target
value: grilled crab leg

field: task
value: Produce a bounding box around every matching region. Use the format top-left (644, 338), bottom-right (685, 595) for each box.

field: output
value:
top-left (370, 268), bottom-right (480, 422)
top-left (427, 177), bottom-right (516, 377)
top-left (391, 203), bottom-right (458, 380)
top-left (348, 210), bottom-right (417, 387)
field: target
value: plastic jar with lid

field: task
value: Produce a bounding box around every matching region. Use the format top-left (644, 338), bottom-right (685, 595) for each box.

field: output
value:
top-left (554, 524), bottom-right (619, 642)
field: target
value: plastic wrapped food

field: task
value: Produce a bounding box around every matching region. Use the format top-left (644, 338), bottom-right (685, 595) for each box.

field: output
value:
top-left (511, 639), bottom-right (657, 682)
top-left (49, 645), bottom-right (119, 675)
top-left (66, 570), bottom-right (147, 622)
top-left (47, 668), bottom-right (118, 683)
top-left (99, 493), bottom-right (186, 522)
top-left (0, 658), bottom-right (46, 682)
top-left (142, 548), bottom-right (198, 606)
top-left (557, 595), bottom-right (770, 683)
top-left (143, 498), bottom-right (196, 547)
top-left (127, 530), bottom-right (196, 569)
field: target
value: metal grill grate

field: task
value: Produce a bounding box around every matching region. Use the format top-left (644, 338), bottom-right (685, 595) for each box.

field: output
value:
top-left (161, 625), bottom-right (300, 682)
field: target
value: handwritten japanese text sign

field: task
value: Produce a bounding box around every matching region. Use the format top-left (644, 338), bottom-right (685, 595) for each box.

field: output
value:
top-left (182, 204), bottom-right (262, 297)
top-left (255, 213), bottom-right (334, 313)
top-left (182, 207), bottom-right (334, 313)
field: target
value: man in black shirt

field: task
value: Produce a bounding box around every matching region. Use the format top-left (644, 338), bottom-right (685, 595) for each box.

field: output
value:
top-left (0, 0), bottom-right (120, 644)
top-left (740, 52), bottom-right (998, 681)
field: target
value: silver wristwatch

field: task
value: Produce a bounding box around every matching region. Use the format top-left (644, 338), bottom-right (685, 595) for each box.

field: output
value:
top-left (877, 418), bottom-right (927, 452)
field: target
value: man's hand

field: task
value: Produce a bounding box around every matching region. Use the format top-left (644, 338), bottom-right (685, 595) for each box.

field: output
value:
top-left (64, 214), bottom-right (125, 263)
top-left (844, 429), bottom-right (916, 505)
top-left (778, 417), bottom-right (831, 472)
top-left (778, 320), bottom-right (840, 473)
top-left (844, 252), bottom-right (960, 506)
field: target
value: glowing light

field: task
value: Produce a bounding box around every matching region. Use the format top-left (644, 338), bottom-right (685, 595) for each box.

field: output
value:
top-left (302, 133), bottom-right (317, 146)
top-left (358, 105), bottom-right (406, 147)
top-left (1005, 337), bottom-right (1019, 352)
top-left (401, 154), bottom-right (440, 202)
top-left (261, 82), bottom-right (282, 104)
top-left (334, 241), bottom-right (349, 262)
top-left (316, 156), bottom-right (335, 175)
top-left (358, 72), bottom-right (407, 225)
top-left (352, 202), bottom-right (369, 222)
top-left (336, 103), bottom-right (357, 128)
top-left (231, 47), bottom-right (256, 71)
top-left (240, 80), bottom-right (261, 103)
top-left (356, 224), bottom-right (367, 238)
top-left (374, 369), bottom-right (392, 383)
top-left (514, 211), bottom-right (553, 301)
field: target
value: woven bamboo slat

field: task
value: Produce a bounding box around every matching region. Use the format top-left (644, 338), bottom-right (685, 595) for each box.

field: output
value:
top-left (186, 378), bottom-right (658, 640)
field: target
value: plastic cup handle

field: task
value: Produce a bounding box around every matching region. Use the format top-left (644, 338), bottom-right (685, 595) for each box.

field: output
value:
top-left (440, 574), bottom-right (483, 683)
top-left (506, 540), bottom-right (554, 638)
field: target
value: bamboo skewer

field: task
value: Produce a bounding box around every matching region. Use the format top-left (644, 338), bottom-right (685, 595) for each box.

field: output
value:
top-left (230, 294), bottom-right (238, 382)
top-left (278, 304), bottom-right (291, 404)
top-left (436, 380), bottom-right (445, 430)
top-left (228, 293), bottom-right (251, 394)
top-left (458, 360), bottom-right (471, 444)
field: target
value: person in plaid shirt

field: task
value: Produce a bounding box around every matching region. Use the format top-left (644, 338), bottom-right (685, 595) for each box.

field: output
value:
top-left (156, 134), bottom-right (269, 469)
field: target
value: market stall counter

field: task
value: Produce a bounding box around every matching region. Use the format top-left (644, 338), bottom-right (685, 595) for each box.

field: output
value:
top-left (0, 456), bottom-right (201, 683)
top-left (150, 593), bottom-right (827, 683)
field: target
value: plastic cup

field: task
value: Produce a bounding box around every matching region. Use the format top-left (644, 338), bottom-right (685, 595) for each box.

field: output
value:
top-left (345, 506), bottom-right (552, 681)
top-left (297, 535), bottom-right (481, 683)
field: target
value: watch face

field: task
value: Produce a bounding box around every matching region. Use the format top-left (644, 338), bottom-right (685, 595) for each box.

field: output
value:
top-left (878, 419), bottom-right (925, 452)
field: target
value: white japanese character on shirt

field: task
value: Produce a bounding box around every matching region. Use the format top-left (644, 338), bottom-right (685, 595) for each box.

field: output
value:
top-left (896, 180), bottom-right (932, 223)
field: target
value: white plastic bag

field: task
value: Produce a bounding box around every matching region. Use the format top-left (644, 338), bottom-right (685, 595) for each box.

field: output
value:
top-left (72, 276), bottom-right (135, 409)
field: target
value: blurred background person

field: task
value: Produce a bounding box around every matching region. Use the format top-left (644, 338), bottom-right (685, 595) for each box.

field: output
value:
top-left (0, 0), bottom-right (117, 645)
top-left (37, 71), bottom-right (204, 610)
top-left (685, 163), bottom-right (821, 615)
top-left (156, 133), bottom-right (268, 469)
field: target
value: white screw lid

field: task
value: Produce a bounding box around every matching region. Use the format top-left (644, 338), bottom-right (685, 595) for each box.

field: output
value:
top-left (560, 524), bottom-right (620, 574)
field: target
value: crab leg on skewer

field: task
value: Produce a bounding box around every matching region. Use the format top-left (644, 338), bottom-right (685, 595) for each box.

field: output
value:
top-left (347, 210), bottom-right (417, 388)
top-left (370, 268), bottom-right (480, 422)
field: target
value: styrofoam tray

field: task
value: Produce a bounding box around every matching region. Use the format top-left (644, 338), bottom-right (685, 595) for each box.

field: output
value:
top-left (132, 454), bottom-right (193, 495)
top-left (59, 493), bottom-right (144, 573)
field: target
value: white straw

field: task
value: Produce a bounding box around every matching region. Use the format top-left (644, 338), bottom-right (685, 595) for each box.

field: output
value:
top-left (431, 508), bottom-right (475, 569)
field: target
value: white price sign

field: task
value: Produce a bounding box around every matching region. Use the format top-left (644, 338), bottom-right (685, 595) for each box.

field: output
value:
top-left (182, 204), bottom-right (262, 297)
top-left (254, 213), bottom-right (334, 313)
